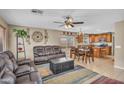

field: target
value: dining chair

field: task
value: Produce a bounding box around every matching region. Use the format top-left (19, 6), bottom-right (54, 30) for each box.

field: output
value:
top-left (70, 47), bottom-right (76, 59)
top-left (75, 48), bottom-right (85, 61)
top-left (86, 45), bottom-right (94, 63)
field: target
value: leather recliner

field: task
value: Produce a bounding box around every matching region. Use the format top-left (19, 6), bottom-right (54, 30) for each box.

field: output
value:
top-left (0, 51), bottom-right (42, 84)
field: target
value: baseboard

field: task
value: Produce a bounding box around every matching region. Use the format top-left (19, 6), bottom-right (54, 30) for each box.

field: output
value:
top-left (114, 65), bottom-right (124, 70)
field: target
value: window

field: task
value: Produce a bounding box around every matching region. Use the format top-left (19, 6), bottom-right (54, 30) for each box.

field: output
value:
top-left (0, 26), bottom-right (5, 52)
top-left (60, 36), bottom-right (75, 48)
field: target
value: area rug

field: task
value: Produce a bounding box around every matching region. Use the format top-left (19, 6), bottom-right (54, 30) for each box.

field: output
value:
top-left (42, 66), bottom-right (124, 84)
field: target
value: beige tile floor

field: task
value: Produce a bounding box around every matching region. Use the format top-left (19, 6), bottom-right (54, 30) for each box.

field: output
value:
top-left (37, 52), bottom-right (124, 82)
top-left (75, 57), bottom-right (124, 82)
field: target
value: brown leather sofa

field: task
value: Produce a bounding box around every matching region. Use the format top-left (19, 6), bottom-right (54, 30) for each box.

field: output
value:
top-left (0, 51), bottom-right (42, 84)
top-left (33, 46), bottom-right (66, 65)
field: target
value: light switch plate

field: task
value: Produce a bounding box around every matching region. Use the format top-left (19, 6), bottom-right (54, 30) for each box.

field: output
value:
top-left (115, 45), bottom-right (121, 48)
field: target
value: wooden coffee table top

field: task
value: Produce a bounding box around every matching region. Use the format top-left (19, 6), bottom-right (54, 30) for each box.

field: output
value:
top-left (50, 57), bottom-right (74, 64)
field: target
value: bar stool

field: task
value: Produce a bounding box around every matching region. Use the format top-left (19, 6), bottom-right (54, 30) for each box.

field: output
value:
top-left (86, 45), bottom-right (94, 63)
top-left (100, 48), bottom-right (107, 57)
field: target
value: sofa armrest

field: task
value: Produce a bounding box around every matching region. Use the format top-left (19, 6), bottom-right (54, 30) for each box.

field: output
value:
top-left (29, 71), bottom-right (42, 84)
top-left (15, 70), bottom-right (31, 77)
top-left (17, 59), bottom-right (31, 66)
top-left (34, 52), bottom-right (41, 57)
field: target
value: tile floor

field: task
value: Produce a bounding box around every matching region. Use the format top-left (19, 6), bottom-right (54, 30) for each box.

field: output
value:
top-left (76, 57), bottom-right (124, 82)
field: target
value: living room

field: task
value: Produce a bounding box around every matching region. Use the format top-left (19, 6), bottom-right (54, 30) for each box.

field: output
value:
top-left (0, 9), bottom-right (124, 84)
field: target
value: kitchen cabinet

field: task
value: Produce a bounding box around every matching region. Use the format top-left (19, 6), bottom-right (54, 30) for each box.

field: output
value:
top-left (93, 47), bottom-right (112, 57)
top-left (106, 34), bottom-right (112, 42)
top-left (88, 33), bottom-right (112, 57)
top-left (89, 33), bottom-right (112, 42)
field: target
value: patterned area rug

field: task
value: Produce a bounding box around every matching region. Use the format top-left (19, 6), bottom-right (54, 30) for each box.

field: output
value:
top-left (42, 66), bottom-right (124, 84)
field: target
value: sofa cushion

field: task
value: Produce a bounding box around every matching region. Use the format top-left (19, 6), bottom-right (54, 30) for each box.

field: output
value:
top-left (0, 57), bottom-right (5, 71)
top-left (0, 67), bottom-right (16, 84)
top-left (16, 70), bottom-right (42, 84)
top-left (16, 75), bottom-right (31, 84)
top-left (30, 71), bottom-right (42, 84)
top-left (55, 53), bottom-right (66, 58)
top-left (34, 56), bottom-right (48, 62)
top-left (47, 55), bottom-right (56, 59)
top-left (3, 58), bottom-right (14, 72)
top-left (16, 74), bottom-right (38, 84)
top-left (0, 65), bottom-right (6, 78)
top-left (3, 51), bottom-right (18, 71)
top-left (10, 58), bottom-right (18, 71)
top-left (0, 53), bottom-right (9, 59)
top-left (34, 46), bottom-right (46, 56)
top-left (45, 46), bottom-right (54, 55)
top-left (15, 65), bottom-right (31, 77)
top-left (53, 46), bottom-right (61, 54)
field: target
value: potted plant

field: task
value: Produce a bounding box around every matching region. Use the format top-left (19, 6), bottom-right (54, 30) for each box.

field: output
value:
top-left (13, 29), bottom-right (28, 38)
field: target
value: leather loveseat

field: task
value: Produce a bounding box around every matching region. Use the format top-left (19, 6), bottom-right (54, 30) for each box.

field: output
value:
top-left (33, 46), bottom-right (66, 65)
top-left (0, 51), bottom-right (42, 84)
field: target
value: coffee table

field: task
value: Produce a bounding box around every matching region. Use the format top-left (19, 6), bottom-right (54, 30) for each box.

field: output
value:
top-left (50, 57), bottom-right (74, 74)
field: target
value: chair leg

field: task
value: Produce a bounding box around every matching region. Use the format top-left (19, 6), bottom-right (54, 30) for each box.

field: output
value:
top-left (74, 55), bottom-right (76, 60)
top-left (88, 56), bottom-right (90, 63)
top-left (82, 55), bottom-right (84, 62)
top-left (78, 56), bottom-right (80, 61)
top-left (92, 55), bottom-right (94, 62)
top-left (74, 54), bottom-right (76, 59)
top-left (85, 56), bottom-right (87, 64)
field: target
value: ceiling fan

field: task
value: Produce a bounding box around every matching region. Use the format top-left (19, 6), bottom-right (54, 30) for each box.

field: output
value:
top-left (54, 16), bottom-right (84, 29)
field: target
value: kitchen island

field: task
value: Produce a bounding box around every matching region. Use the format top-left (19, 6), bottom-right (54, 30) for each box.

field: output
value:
top-left (93, 46), bottom-right (112, 57)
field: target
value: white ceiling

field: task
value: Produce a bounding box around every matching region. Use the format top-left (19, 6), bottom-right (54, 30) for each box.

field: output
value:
top-left (0, 9), bottom-right (124, 33)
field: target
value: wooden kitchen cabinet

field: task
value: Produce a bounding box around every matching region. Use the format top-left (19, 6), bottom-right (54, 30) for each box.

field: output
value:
top-left (93, 48), bottom-right (100, 57)
top-left (94, 35), bottom-right (99, 42)
top-left (106, 47), bottom-right (112, 55)
top-left (106, 34), bottom-right (112, 42)
top-left (93, 47), bottom-right (112, 57)
top-left (89, 33), bottom-right (112, 42)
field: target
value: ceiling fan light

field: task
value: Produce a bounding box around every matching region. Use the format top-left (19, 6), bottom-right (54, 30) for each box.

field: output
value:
top-left (68, 25), bottom-right (72, 28)
top-left (69, 18), bottom-right (73, 22)
top-left (64, 25), bottom-right (68, 29)
top-left (64, 25), bottom-right (72, 29)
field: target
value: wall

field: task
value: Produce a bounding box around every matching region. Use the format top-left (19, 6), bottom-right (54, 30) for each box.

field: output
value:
top-left (115, 21), bottom-right (124, 69)
top-left (8, 25), bottom-right (62, 60)
top-left (0, 17), bottom-right (8, 28)
top-left (0, 16), bottom-right (8, 50)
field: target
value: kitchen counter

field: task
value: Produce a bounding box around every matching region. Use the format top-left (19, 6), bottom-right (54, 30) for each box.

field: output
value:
top-left (93, 46), bottom-right (111, 57)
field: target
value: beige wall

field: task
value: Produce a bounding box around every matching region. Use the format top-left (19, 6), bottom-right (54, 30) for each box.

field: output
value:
top-left (0, 17), bottom-right (8, 28)
top-left (8, 25), bottom-right (62, 60)
top-left (0, 16), bottom-right (8, 50)
top-left (115, 20), bottom-right (124, 69)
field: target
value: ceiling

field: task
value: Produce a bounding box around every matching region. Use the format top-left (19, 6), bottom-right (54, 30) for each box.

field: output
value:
top-left (0, 9), bottom-right (124, 33)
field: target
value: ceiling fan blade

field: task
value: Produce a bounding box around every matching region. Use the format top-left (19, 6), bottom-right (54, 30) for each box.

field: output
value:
top-left (54, 21), bottom-right (64, 24)
top-left (73, 22), bottom-right (84, 24)
top-left (59, 24), bottom-right (64, 27)
top-left (70, 24), bottom-right (74, 27)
